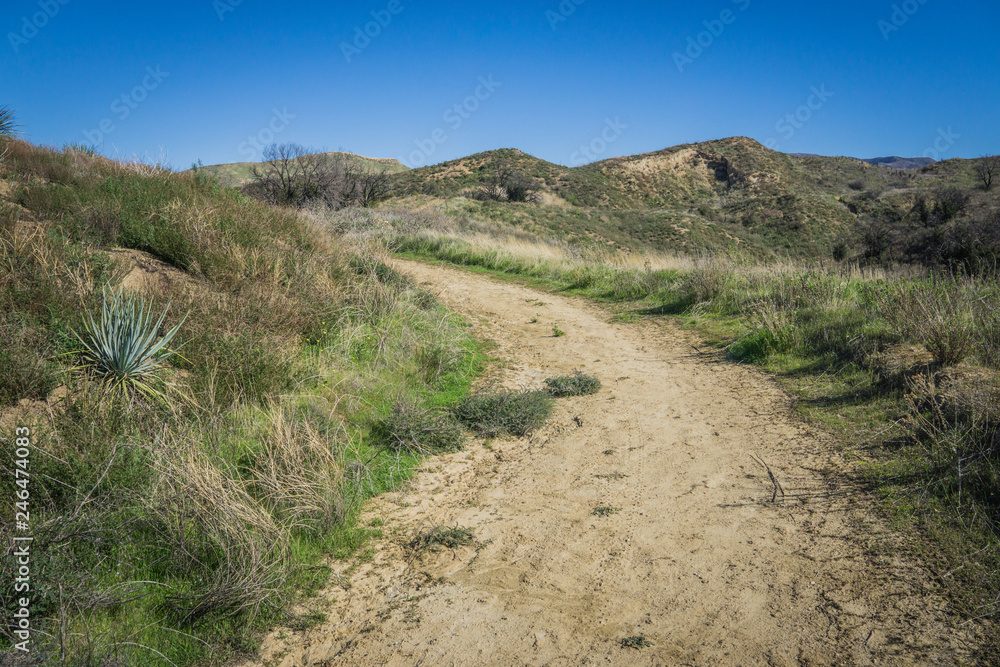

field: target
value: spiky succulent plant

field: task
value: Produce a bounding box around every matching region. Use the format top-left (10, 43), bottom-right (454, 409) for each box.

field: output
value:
top-left (74, 287), bottom-right (187, 399)
top-left (0, 106), bottom-right (20, 138)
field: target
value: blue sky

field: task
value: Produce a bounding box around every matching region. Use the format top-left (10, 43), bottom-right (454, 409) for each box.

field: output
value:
top-left (3, 0), bottom-right (998, 170)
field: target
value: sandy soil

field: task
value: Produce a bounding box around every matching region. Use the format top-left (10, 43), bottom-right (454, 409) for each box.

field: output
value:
top-left (243, 259), bottom-right (980, 667)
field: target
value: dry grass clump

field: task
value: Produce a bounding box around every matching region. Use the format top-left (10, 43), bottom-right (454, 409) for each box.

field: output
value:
top-left (149, 437), bottom-right (291, 624)
top-left (673, 258), bottom-right (730, 310)
top-left (249, 407), bottom-right (347, 532)
top-left (876, 283), bottom-right (978, 367)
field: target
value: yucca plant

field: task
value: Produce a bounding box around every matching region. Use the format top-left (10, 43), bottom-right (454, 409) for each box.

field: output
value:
top-left (74, 287), bottom-right (188, 399)
top-left (0, 105), bottom-right (20, 138)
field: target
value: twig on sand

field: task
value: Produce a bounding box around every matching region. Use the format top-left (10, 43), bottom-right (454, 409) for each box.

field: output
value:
top-left (751, 453), bottom-right (786, 503)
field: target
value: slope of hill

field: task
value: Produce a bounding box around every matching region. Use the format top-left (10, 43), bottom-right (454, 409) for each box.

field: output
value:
top-left (0, 139), bottom-right (478, 664)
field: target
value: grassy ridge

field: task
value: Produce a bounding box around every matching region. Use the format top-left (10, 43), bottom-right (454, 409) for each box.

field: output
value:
top-left (0, 141), bottom-right (484, 664)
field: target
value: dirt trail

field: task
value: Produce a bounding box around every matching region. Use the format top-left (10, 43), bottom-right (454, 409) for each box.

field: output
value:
top-left (246, 260), bottom-right (978, 667)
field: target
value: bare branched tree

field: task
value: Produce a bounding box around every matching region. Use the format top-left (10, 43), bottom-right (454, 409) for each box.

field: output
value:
top-left (974, 154), bottom-right (998, 192)
top-left (478, 160), bottom-right (540, 203)
top-left (356, 167), bottom-right (392, 207)
top-left (244, 144), bottom-right (392, 208)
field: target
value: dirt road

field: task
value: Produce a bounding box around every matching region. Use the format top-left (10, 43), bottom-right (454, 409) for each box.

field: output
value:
top-left (247, 260), bottom-right (977, 666)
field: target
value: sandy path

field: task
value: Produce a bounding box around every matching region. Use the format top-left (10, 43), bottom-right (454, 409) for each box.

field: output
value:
top-left (246, 260), bottom-right (978, 667)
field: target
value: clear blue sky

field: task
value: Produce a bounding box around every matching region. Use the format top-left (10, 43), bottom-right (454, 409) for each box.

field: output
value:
top-left (3, 0), bottom-right (998, 169)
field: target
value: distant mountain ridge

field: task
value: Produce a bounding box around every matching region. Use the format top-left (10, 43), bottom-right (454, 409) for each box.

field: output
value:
top-left (859, 156), bottom-right (936, 170)
top-left (790, 153), bottom-right (935, 170)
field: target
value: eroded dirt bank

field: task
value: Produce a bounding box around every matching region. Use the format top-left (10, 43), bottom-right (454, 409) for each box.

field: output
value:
top-left (244, 259), bottom-right (978, 667)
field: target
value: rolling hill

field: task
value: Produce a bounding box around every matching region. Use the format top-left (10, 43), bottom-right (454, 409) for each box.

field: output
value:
top-left (200, 138), bottom-right (992, 260)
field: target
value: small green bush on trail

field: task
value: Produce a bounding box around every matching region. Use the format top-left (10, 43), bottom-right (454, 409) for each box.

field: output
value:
top-left (592, 506), bottom-right (620, 517)
top-left (375, 399), bottom-right (466, 453)
top-left (545, 371), bottom-right (602, 397)
top-left (452, 389), bottom-right (554, 437)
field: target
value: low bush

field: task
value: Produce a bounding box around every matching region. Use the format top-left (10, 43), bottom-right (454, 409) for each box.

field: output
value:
top-left (876, 284), bottom-right (977, 367)
top-left (545, 371), bottom-right (602, 397)
top-left (375, 399), bottom-right (466, 453)
top-left (453, 389), bottom-right (554, 437)
top-left (0, 315), bottom-right (60, 406)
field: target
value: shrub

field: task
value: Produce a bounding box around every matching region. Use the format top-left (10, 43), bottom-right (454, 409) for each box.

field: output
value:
top-left (728, 301), bottom-right (796, 362)
top-left (875, 283), bottom-right (977, 367)
top-left (186, 326), bottom-right (298, 407)
top-left (375, 399), bottom-right (466, 453)
top-left (673, 261), bottom-right (728, 310)
top-left (904, 371), bottom-right (1000, 521)
top-left (477, 160), bottom-right (540, 203)
top-left (243, 143), bottom-right (391, 209)
top-left (545, 371), bottom-right (602, 397)
top-left (417, 341), bottom-right (465, 385)
top-left (453, 389), bottom-right (554, 437)
top-left (923, 312), bottom-right (977, 367)
top-left (0, 315), bottom-right (60, 406)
